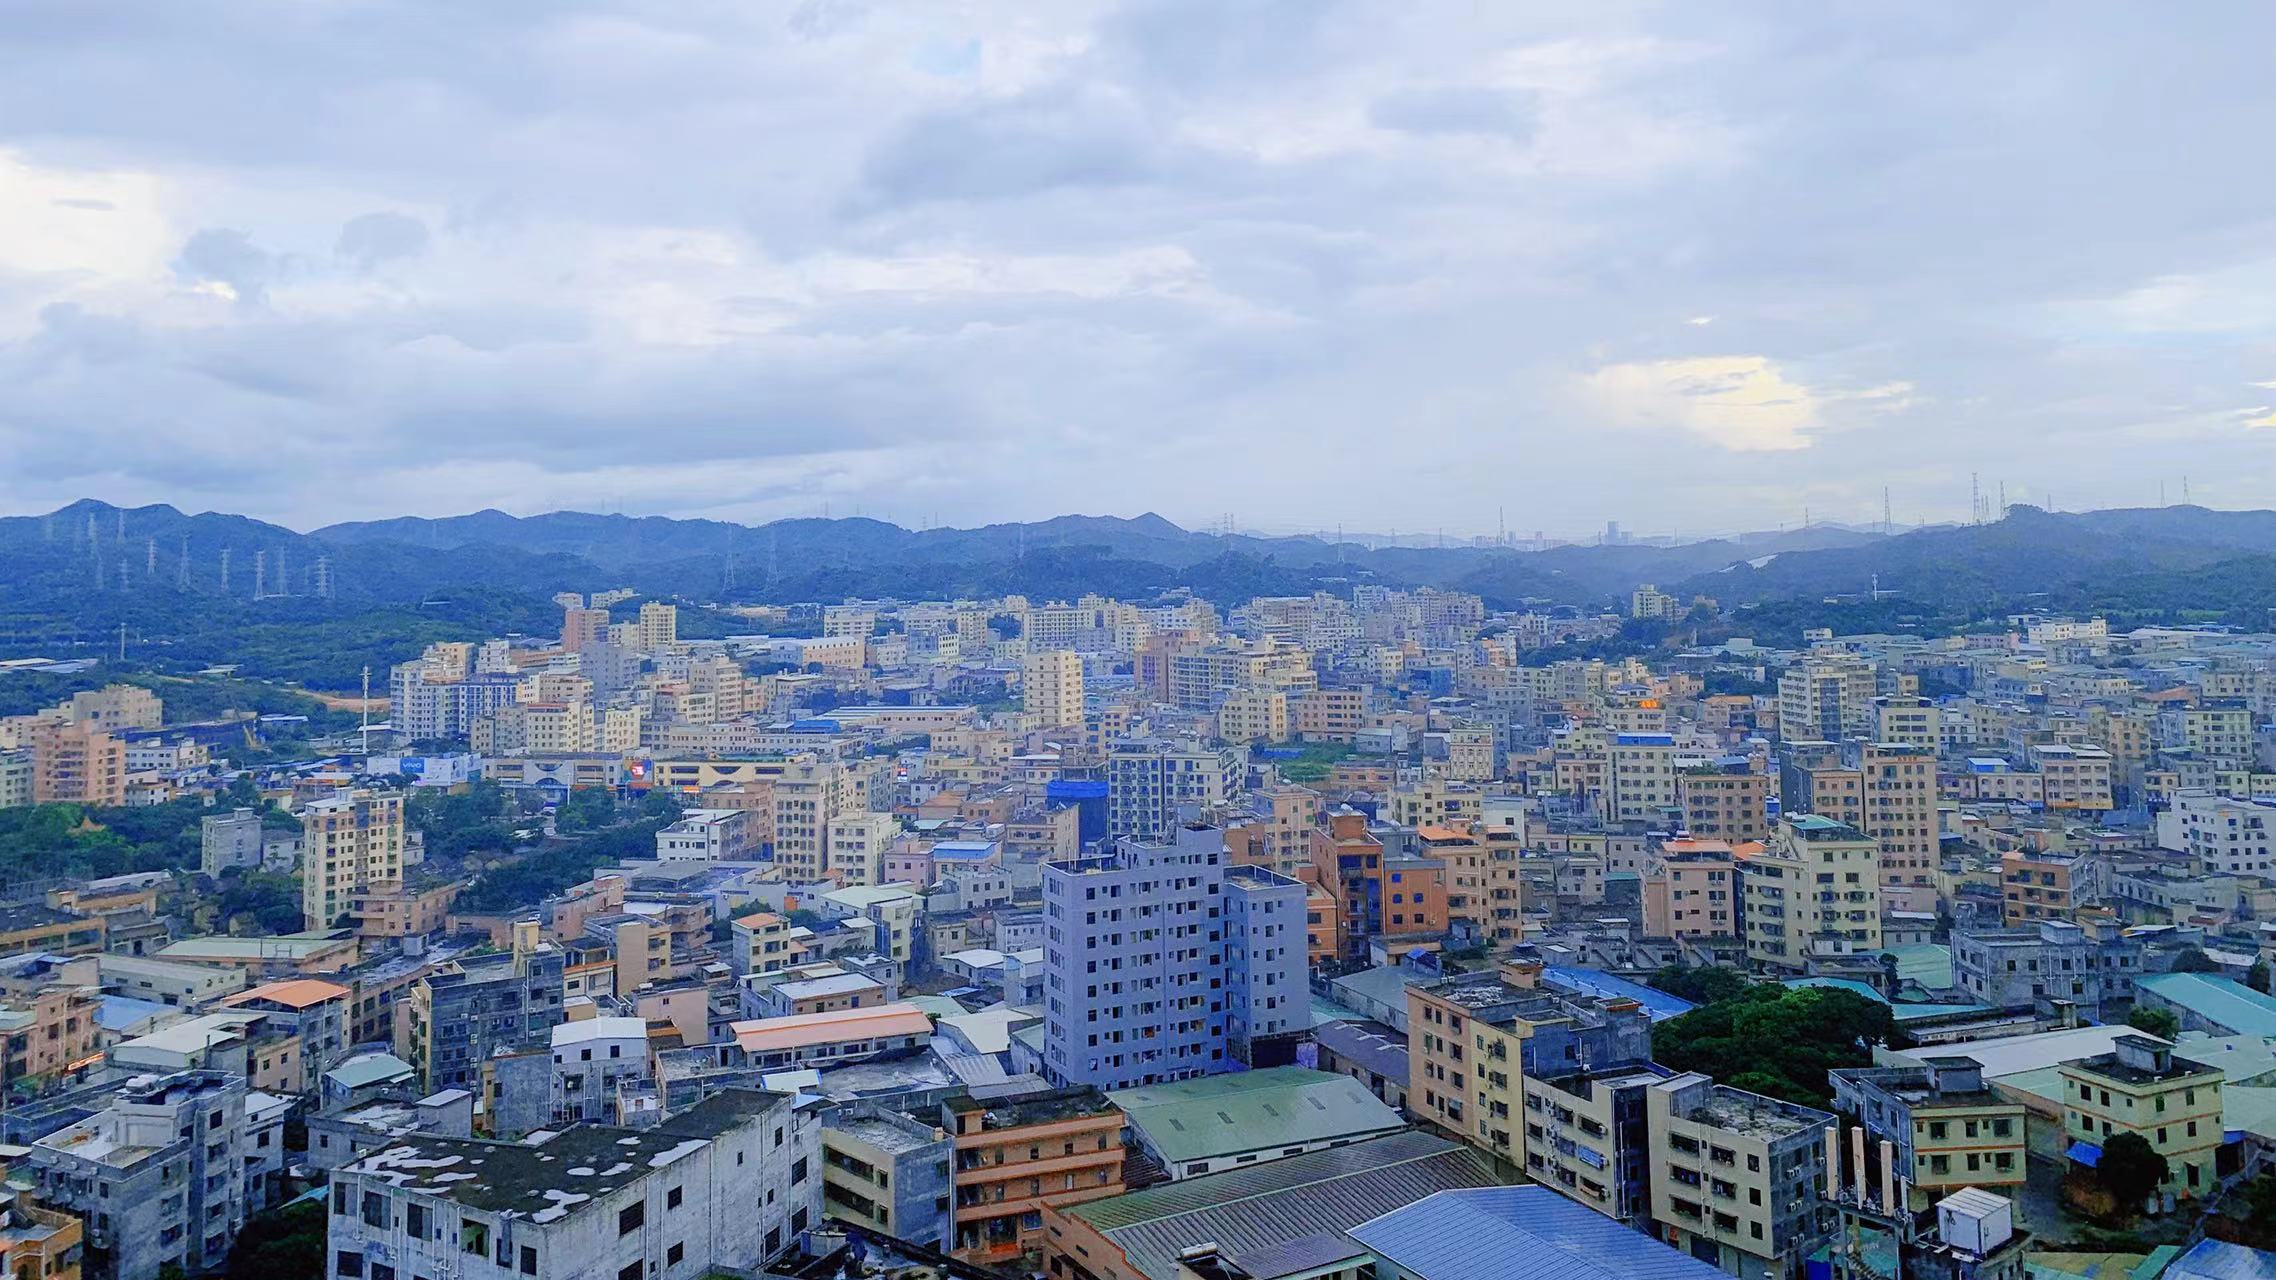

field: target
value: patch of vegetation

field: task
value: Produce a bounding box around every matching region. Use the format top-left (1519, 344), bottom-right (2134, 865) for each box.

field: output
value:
top-left (1651, 984), bottom-right (1905, 1109)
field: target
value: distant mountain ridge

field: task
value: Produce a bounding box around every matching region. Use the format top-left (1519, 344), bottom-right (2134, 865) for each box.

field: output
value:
top-left (9, 499), bottom-right (2276, 622)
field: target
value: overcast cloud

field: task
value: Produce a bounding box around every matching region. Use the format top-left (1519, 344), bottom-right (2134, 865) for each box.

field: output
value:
top-left (0, 1), bottom-right (2272, 537)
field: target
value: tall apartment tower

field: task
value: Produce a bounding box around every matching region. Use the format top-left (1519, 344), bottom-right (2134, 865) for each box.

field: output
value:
top-left (1776, 660), bottom-right (1877, 742)
top-left (300, 788), bottom-right (408, 929)
top-left (29, 721), bottom-right (127, 807)
top-left (1022, 649), bottom-right (1085, 730)
top-left (637, 600), bottom-right (679, 652)
top-left (1858, 742), bottom-right (1938, 912)
top-left (1041, 821), bottom-right (1307, 1090)
top-left (561, 605), bottom-right (610, 651)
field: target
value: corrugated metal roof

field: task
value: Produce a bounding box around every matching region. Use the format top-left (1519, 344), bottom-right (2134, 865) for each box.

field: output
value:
top-left (2138, 972), bottom-right (2276, 1038)
top-left (1109, 1067), bottom-right (1405, 1165)
top-left (1066, 1130), bottom-right (1496, 1280)
top-left (1348, 1185), bottom-right (1735, 1280)
top-left (2166, 1240), bottom-right (2276, 1280)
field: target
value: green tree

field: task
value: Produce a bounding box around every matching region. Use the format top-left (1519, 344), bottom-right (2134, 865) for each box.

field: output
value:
top-left (226, 1200), bottom-right (328, 1280)
top-left (1651, 985), bottom-right (1904, 1108)
top-left (554, 785), bottom-right (619, 833)
top-left (2247, 960), bottom-right (2272, 994)
top-left (2171, 947), bottom-right (2222, 974)
top-left (2126, 1006), bottom-right (2179, 1039)
top-left (2095, 1132), bottom-right (2169, 1215)
top-left (1648, 965), bottom-right (1753, 1004)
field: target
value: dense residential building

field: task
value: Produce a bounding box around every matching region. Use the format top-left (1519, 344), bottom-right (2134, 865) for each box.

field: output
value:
top-left (24, 1072), bottom-right (247, 1280)
top-left (944, 1088), bottom-right (1125, 1265)
top-left (2058, 1035), bottom-right (2225, 1200)
top-left (1103, 739), bottom-right (1240, 841)
top-left (300, 788), bottom-right (407, 930)
top-left (1832, 1058), bottom-right (2028, 1210)
top-left (1951, 918), bottom-right (2140, 1016)
top-left (1041, 821), bottom-right (1304, 1090)
top-left (1023, 648), bottom-right (1086, 729)
top-left (1739, 815), bottom-right (1882, 973)
top-left (327, 1089), bottom-right (820, 1280)
top-left (1646, 1072), bottom-right (1833, 1280)
top-left (1407, 958), bottom-right (1654, 1175)
top-left (406, 927), bottom-right (567, 1096)
top-left (820, 1104), bottom-right (954, 1252)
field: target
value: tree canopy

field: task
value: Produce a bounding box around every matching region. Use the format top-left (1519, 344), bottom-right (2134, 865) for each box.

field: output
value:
top-left (2095, 1132), bottom-right (2169, 1214)
top-left (1647, 965), bottom-right (1755, 1005)
top-left (1651, 985), bottom-right (1903, 1109)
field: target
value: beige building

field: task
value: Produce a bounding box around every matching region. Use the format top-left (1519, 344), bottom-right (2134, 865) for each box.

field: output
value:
top-left (28, 722), bottom-right (125, 807)
top-left (775, 760), bottom-right (859, 882)
top-left (636, 601), bottom-right (678, 652)
top-left (826, 811), bottom-right (900, 887)
top-left (1646, 1072), bottom-right (1833, 1279)
top-left (300, 789), bottom-right (407, 930)
top-left (2060, 1035), bottom-right (2224, 1201)
top-left (1022, 649), bottom-right (1085, 730)
top-left (1741, 815), bottom-right (1881, 973)
top-left (1643, 839), bottom-right (1739, 941)
top-left (1859, 743), bottom-right (1938, 913)
top-left (1677, 767), bottom-right (1770, 843)
top-left (1608, 733), bottom-right (1677, 823)
top-left (1214, 685), bottom-right (1289, 745)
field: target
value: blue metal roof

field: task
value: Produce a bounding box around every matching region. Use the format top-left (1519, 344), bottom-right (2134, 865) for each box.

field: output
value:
top-left (2166, 1239), bottom-right (2276, 1280)
top-left (2065, 1139), bottom-right (2102, 1168)
top-left (1350, 1186), bottom-right (1734, 1280)
top-left (1543, 966), bottom-right (1696, 1023)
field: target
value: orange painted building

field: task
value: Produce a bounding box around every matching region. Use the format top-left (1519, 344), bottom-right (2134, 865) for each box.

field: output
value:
top-left (945, 1088), bottom-right (1125, 1267)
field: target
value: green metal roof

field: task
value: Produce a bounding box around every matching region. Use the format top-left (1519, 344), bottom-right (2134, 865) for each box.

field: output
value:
top-left (2139, 972), bottom-right (2276, 1039)
top-left (1107, 1067), bottom-right (1405, 1165)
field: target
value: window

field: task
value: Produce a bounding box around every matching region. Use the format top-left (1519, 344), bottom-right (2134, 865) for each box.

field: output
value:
top-left (791, 1157), bottom-right (809, 1183)
top-left (461, 1222), bottom-right (488, 1256)
top-left (337, 1252), bottom-right (364, 1278)
top-left (619, 1203), bottom-right (644, 1236)
top-left (521, 1247), bottom-right (538, 1275)
top-left (407, 1204), bottom-right (429, 1239)
top-left (361, 1193), bottom-right (389, 1230)
top-left (667, 1186), bottom-right (683, 1210)
top-left (618, 1265), bottom-right (642, 1280)
top-left (667, 1243), bottom-right (684, 1265)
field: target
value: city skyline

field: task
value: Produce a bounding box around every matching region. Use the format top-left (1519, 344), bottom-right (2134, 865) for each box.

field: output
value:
top-left (2, 4), bottom-right (2273, 530)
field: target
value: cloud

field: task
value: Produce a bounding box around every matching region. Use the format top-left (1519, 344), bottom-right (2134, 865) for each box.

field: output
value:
top-left (171, 228), bottom-right (274, 305)
top-left (1578, 355), bottom-right (1823, 452)
top-left (0, 2), bottom-right (2273, 532)
top-left (335, 212), bottom-right (430, 270)
top-left (1369, 87), bottom-right (1539, 141)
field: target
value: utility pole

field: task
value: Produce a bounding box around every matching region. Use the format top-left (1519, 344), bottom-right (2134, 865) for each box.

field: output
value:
top-left (1970, 473), bottom-right (1981, 524)
top-left (118, 622), bottom-right (127, 662)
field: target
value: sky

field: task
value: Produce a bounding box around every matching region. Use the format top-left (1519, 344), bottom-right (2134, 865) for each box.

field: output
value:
top-left (1, 1), bottom-right (2273, 539)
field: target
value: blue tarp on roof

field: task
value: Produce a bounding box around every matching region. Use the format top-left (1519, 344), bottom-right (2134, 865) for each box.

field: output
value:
top-left (2065, 1140), bottom-right (2103, 1168)
top-left (1543, 967), bottom-right (1696, 1023)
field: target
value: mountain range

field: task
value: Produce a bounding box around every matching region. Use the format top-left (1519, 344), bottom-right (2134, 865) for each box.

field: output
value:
top-left (6, 499), bottom-right (2276, 687)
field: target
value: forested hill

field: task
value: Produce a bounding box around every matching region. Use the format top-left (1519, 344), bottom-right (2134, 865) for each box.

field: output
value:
top-left (6, 499), bottom-right (2276, 688)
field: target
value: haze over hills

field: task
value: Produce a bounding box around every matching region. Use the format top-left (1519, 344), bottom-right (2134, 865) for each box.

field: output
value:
top-left (9, 498), bottom-right (2276, 634)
